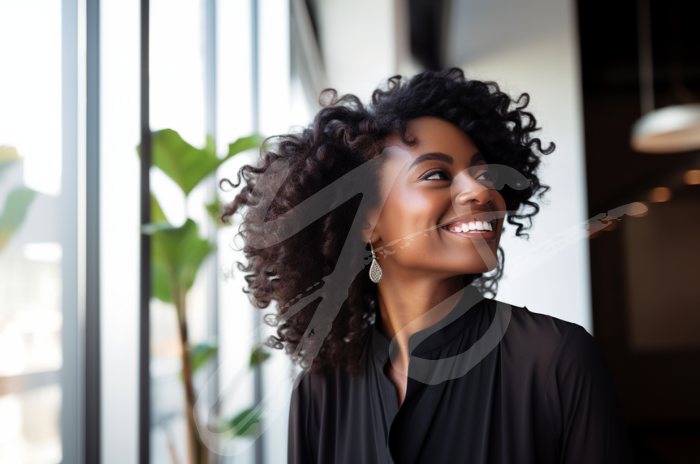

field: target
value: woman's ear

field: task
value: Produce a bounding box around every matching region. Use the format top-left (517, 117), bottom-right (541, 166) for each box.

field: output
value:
top-left (360, 225), bottom-right (376, 245)
top-left (360, 209), bottom-right (382, 245)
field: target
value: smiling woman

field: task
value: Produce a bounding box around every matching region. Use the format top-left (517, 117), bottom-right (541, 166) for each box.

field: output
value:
top-left (218, 68), bottom-right (634, 464)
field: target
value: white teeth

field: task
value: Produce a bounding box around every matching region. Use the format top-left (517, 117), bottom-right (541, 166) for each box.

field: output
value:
top-left (445, 220), bottom-right (494, 233)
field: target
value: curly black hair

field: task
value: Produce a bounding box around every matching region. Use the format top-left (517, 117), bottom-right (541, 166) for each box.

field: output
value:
top-left (219, 67), bottom-right (554, 378)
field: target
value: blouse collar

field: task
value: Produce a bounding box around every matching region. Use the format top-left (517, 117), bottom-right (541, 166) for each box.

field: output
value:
top-left (370, 284), bottom-right (488, 365)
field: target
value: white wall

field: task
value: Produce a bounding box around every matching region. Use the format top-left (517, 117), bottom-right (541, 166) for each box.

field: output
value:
top-left (445, 0), bottom-right (591, 331)
top-left (312, 0), bottom-right (421, 103)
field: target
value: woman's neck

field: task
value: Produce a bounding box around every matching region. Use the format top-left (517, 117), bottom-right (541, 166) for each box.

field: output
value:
top-left (375, 274), bottom-right (466, 374)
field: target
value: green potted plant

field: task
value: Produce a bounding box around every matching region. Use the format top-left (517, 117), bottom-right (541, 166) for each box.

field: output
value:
top-left (138, 129), bottom-right (267, 464)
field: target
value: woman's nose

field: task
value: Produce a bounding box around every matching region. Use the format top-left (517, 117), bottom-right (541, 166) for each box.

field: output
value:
top-left (452, 169), bottom-right (493, 207)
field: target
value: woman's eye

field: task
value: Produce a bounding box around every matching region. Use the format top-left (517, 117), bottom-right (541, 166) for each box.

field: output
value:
top-left (475, 171), bottom-right (494, 182)
top-left (423, 170), bottom-right (449, 181)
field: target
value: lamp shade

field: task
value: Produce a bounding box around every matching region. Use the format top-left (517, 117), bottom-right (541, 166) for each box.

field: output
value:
top-left (630, 103), bottom-right (700, 153)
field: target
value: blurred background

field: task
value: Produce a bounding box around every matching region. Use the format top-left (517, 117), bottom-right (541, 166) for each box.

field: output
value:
top-left (0, 0), bottom-right (698, 463)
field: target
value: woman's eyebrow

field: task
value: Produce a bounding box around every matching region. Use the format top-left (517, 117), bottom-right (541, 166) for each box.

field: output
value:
top-left (409, 151), bottom-right (484, 170)
top-left (409, 152), bottom-right (453, 170)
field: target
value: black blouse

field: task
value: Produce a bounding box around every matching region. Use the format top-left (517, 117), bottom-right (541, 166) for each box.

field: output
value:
top-left (288, 287), bottom-right (635, 464)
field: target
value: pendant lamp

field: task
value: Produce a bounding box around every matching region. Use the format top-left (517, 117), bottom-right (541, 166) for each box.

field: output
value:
top-left (630, 0), bottom-right (700, 154)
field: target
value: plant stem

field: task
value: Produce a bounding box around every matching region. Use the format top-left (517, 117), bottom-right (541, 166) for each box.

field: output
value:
top-left (175, 290), bottom-right (209, 464)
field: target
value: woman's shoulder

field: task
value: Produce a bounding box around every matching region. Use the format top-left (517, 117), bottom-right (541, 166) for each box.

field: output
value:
top-left (501, 300), bottom-right (582, 337)
top-left (291, 361), bottom-right (361, 404)
top-left (495, 299), bottom-right (602, 375)
top-left (490, 301), bottom-right (634, 461)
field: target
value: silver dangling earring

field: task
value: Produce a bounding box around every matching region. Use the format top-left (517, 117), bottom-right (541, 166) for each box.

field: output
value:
top-left (368, 239), bottom-right (383, 283)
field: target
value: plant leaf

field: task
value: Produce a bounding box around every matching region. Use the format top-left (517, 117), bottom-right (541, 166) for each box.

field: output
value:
top-left (151, 259), bottom-right (172, 303)
top-left (205, 194), bottom-right (229, 228)
top-left (0, 146), bottom-right (20, 178)
top-left (225, 133), bottom-right (265, 160)
top-left (0, 146), bottom-right (20, 163)
top-left (136, 130), bottom-right (263, 196)
top-left (148, 218), bottom-right (215, 303)
top-left (151, 192), bottom-right (167, 223)
top-left (190, 339), bottom-right (218, 373)
top-left (249, 343), bottom-right (270, 367)
top-left (222, 406), bottom-right (262, 438)
top-left (0, 188), bottom-right (36, 254)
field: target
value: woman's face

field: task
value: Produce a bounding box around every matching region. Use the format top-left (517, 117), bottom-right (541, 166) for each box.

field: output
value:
top-left (368, 116), bottom-right (507, 279)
